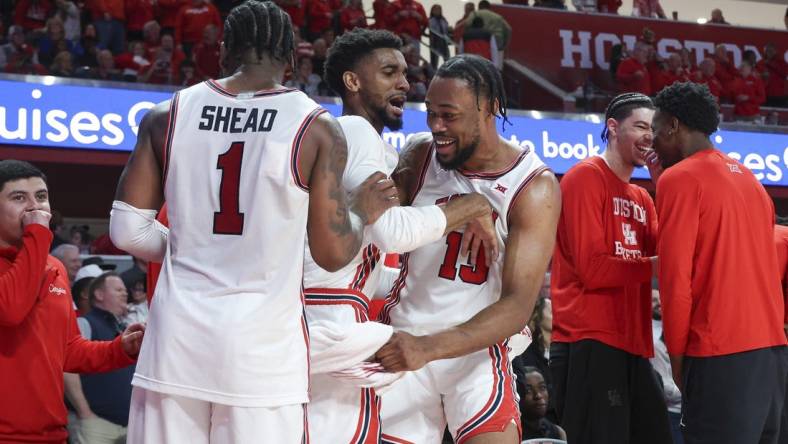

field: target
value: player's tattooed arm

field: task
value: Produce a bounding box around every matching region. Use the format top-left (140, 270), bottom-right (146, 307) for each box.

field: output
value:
top-left (114, 101), bottom-right (168, 209)
top-left (302, 113), bottom-right (397, 271)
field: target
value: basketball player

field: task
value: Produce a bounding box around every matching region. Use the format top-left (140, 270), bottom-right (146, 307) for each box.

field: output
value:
top-left (304, 29), bottom-right (499, 444)
top-left (374, 54), bottom-right (561, 444)
top-left (109, 2), bottom-right (397, 442)
top-left (549, 92), bottom-right (672, 444)
top-left (652, 82), bottom-right (788, 444)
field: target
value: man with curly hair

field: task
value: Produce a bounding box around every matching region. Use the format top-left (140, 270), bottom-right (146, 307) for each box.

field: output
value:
top-left (652, 81), bottom-right (788, 444)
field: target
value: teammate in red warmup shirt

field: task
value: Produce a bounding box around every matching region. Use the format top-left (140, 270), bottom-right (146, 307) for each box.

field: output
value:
top-left (652, 82), bottom-right (788, 444)
top-left (0, 160), bottom-right (144, 443)
top-left (551, 93), bottom-right (672, 444)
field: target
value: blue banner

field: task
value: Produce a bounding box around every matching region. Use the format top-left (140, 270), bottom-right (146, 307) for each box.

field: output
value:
top-left (2, 78), bottom-right (787, 186)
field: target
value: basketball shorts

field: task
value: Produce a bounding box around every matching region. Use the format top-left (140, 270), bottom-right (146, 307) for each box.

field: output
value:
top-left (380, 342), bottom-right (521, 444)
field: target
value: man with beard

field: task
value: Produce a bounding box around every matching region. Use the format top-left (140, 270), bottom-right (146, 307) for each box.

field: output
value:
top-left (374, 54), bottom-right (560, 444)
top-left (549, 92), bottom-right (672, 444)
top-left (652, 81), bottom-right (787, 444)
top-left (304, 29), bottom-right (498, 444)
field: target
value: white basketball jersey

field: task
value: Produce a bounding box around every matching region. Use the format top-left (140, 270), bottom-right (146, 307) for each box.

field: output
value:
top-left (302, 116), bottom-right (398, 301)
top-left (133, 80), bottom-right (322, 407)
top-left (380, 141), bottom-right (549, 335)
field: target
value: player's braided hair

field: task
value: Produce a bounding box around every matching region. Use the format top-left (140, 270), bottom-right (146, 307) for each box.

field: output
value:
top-left (654, 82), bottom-right (719, 136)
top-left (323, 28), bottom-right (403, 98)
top-left (223, 1), bottom-right (294, 64)
top-left (600, 92), bottom-right (654, 143)
top-left (434, 54), bottom-right (510, 130)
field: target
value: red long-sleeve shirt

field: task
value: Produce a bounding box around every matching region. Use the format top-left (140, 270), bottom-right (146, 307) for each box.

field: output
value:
top-left (774, 224), bottom-right (788, 325)
top-left (757, 57), bottom-right (788, 99)
top-left (389, 0), bottom-right (427, 41)
top-left (174, 1), bottom-right (222, 45)
top-left (340, 5), bottom-right (367, 32)
top-left (0, 225), bottom-right (135, 443)
top-left (552, 156), bottom-right (657, 358)
top-left (616, 57), bottom-right (651, 96)
top-left (657, 149), bottom-right (787, 357)
top-left (731, 74), bottom-right (766, 117)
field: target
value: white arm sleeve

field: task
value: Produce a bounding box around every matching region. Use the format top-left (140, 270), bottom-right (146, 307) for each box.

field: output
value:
top-left (309, 320), bottom-right (393, 374)
top-left (366, 205), bottom-right (447, 254)
top-left (109, 200), bottom-right (169, 262)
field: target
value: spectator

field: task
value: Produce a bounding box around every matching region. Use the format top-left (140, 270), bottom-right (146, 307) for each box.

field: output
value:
top-left (174, 0), bottom-right (222, 55)
top-left (114, 40), bottom-right (151, 81)
top-left (427, 4), bottom-right (449, 69)
top-left (652, 53), bottom-right (687, 94)
top-left (72, 264), bottom-right (102, 316)
top-left (192, 23), bottom-right (219, 80)
top-left (49, 49), bottom-right (75, 76)
top-left (609, 42), bottom-right (627, 78)
top-left (311, 36), bottom-right (327, 78)
top-left (756, 43), bottom-right (788, 107)
top-left (459, 17), bottom-right (497, 66)
top-left (468, 0), bottom-right (511, 69)
top-left (14, 0), bottom-right (53, 32)
top-left (38, 16), bottom-right (75, 67)
top-left (321, 27), bottom-right (335, 48)
top-left (515, 366), bottom-right (567, 441)
top-left (339, 0), bottom-right (367, 33)
top-left (69, 225), bottom-right (91, 253)
top-left (48, 209), bottom-right (68, 250)
top-left (122, 266), bottom-right (148, 325)
top-left (285, 56), bottom-right (322, 97)
top-left (598, 0), bottom-right (621, 13)
top-left (712, 44), bottom-right (737, 97)
top-left (155, 0), bottom-right (185, 34)
top-left (709, 8), bottom-right (729, 25)
top-left (372, 0), bottom-right (393, 30)
top-left (0, 159), bottom-right (143, 443)
top-left (632, 0), bottom-right (665, 18)
top-left (0, 25), bottom-right (40, 71)
top-left (275, 0), bottom-right (305, 30)
top-left (141, 20), bottom-right (160, 56)
top-left (53, 0), bottom-right (81, 41)
top-left (73, 272), bottom-right (135, 443)
top-left (50, 243), bottom-right (82, 284)
top-left (650, 288), bottom-right (684, 444)
top-left (74, 23), bottom-right (100, 69)
top-left (88, 0), bottom-right (126, 54)
top-left (124, 0), bottom-right (154, 42)
top-left (693, 57), bottom-right (723, 102)
top-left (513, 296), bottom-right (556, 420)
top-left (452, 2), bottom-right (474, 43)
top-left (89, 48), bottom-right (124, 80)
top-left (305, 0), bottom-right (338, 41)
top-left (678, 47), bottom-right (694, 73)
top-left (142, 33), bottom-right (185, 84)
top-left (389, 0), bottom-right (427, 42)
top-left (177, 58), bottom-right (200, 85)
top-left (293, 27), bottom-right (314, 60)
top-left (3, 42), bottom-right (47, 74)
top-left (731, 60), bottom-right (766, 122)
top-left (742, 49), bottom-right (757, 69)
top-left (616, 41), bottom-right (651, 96)
top-left (572, 0), bottom-right (597, 12)
top-left (403, 42), bottom-right (430, 101)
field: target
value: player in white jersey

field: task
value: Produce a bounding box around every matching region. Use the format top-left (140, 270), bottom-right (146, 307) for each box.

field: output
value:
top-left (374, 55), bottom-right (562, 444)
top-left (109, 2), bottom-right (398, 442)
top-left (304, 29), bottom-right (500, 444)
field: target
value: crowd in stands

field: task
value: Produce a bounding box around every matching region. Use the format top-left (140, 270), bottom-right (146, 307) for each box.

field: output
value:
top-left (611, 25), bottom-right (787, 122)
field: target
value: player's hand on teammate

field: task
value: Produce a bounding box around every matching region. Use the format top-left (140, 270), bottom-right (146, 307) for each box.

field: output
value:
top-left (461, 214), bottom-right (499, 267)
top-left (121, 323), bottom-right (146, 358)
top-left (375, 331), bottom-right (433, 372)
top-left (350, 171), bottom-right (400, 225)
top-left (645, 150), bottom-right (663, 185)
top-left (22, 209), bottom-right (51, 229)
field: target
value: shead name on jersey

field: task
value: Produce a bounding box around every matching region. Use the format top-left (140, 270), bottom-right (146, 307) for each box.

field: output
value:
top-left (198, 106), bottom-right (278, 133)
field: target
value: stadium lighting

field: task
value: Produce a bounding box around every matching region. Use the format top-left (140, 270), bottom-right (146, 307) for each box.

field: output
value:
top-left (696, 18), bottom-right (708, 24)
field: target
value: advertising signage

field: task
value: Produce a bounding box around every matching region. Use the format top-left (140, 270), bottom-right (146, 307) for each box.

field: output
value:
top-left (1, 78), bottom-right (787, 186)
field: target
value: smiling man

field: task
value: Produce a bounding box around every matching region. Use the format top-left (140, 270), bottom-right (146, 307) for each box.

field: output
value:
top-left (374, 54), bottom-right (560, 444)
top-left (0, 159), bottom-right (144, 443)
top-left (550, 92), bottom-right (672, 444)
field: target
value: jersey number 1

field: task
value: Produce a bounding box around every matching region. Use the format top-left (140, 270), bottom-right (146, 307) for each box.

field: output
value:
top-left (438, 231), bottom-right (489, 284)
top-left (213, 142), bottom-right (244, 235)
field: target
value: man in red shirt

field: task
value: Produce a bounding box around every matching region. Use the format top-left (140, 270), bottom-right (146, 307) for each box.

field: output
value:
top-left (712, 44), bottom-right (737, 99)
top-left (174, 0), bottom-right (222, 54)
top-left (756, 43), bottom-right (787, 108)
top-left (305, 0), bottom-right (339, 41)
top-left (616, 42), bottom-right (651, 96)
top-left (652, 82), bottom-right (788, 444)
top-left (551, 92), bottom-right (671, 444)
top-left (389, 0), bottom-right (427, 42)
top-left (730, 60), bottom-right (766, 121)
top-left (692, 58), bottom-right (723, 103)
top-left (0, 159), bottom-right (145, 443)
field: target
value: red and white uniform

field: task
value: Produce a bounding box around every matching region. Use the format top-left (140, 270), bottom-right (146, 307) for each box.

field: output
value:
top-left (379, 140), bottom-right (549, 444)
top-left (129, 81), bottom-right (321, 443)
top-left (304, 117), bottom-right (447, 444)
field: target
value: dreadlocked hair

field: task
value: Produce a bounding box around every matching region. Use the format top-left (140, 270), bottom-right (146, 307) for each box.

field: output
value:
top-left (600, 92), bottom-right (654, 143)
top-left (434, 54), bottom-right (510, 130)
top-left (324, 28), bottom-right (402, 98)
top-left (654, 82), bottom-right (719, 136)
top-left (223, 1), bottom-right (294, 65)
